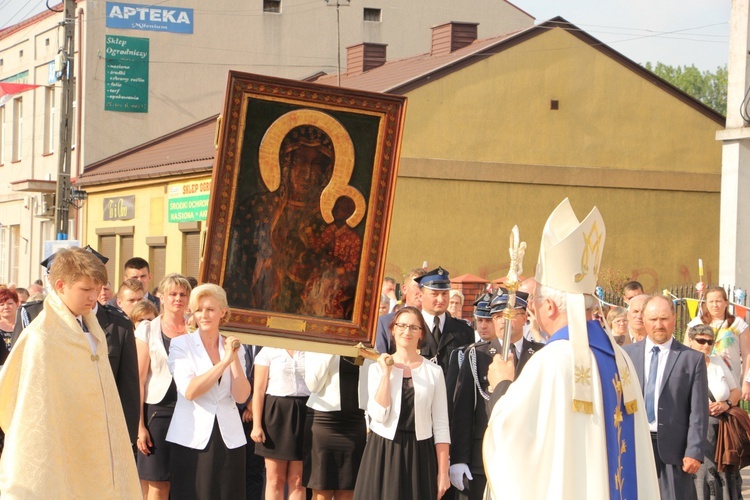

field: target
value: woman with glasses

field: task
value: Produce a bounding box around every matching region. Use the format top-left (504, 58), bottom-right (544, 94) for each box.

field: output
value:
top-left (687, 324), bottom-right (741, 500)
top-left (606, 306), bottom-right (630, 346)
top-left (354, 306), bottom-right (450, 499)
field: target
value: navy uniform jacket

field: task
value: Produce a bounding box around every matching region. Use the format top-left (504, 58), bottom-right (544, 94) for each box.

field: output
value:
top-left (420, 313), bottom-right (474, 375)
top-left (453, 337), bottom-right (544, 469)
top-left (12, 300), bottom-right (140, 446)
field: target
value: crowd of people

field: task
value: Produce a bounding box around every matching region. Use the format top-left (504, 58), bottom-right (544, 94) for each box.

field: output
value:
top-left (0, 199), bottom-right (749, 499)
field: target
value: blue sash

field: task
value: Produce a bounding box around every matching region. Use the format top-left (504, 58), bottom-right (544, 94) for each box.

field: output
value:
top-left (548, 321), bottom-right (638, 499)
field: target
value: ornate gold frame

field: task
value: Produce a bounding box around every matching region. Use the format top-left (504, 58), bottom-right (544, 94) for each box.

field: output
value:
top-left (201, 71), bottom-right (406, 352)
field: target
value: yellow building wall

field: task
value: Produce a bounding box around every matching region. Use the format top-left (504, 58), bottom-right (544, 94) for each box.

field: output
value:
top-left (383, 27), bottom-right (724, 292)
top-left (401, 28), bottom-right (722, 173)
top-left (83, 175), bottom-right (209, 286)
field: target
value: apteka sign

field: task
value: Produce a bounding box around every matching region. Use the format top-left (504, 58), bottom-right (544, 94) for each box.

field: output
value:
top-left (106, 2), bottom-right (194, 34)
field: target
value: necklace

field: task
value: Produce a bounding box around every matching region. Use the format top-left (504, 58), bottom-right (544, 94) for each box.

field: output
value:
top-left (162, 316), bottom-right (187, 335)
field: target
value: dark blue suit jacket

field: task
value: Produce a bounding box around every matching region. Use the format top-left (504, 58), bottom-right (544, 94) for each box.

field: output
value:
top-left (374, 311), bottom-right (396, 355)
top-left (623, 338), bottom-right (709, 464)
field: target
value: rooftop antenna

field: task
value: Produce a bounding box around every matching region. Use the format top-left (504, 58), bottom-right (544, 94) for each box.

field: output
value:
top-left (326, 0), bottom-right (350, 86)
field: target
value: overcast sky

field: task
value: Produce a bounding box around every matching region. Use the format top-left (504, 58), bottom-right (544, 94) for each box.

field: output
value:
top-left (0, 0), bottom-right (732, 71)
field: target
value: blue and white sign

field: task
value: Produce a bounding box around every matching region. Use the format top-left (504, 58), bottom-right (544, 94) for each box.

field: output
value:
top-left (106, 2), bottom-right (194, 34)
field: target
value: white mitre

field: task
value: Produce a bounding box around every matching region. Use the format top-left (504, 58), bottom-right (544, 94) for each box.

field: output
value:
top-left (536, 198), bottom-right (637, 415)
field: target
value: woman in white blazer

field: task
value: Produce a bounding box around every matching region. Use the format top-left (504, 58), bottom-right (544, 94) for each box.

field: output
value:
top-left (353, 306), bottom-right (450, 500)
top-left (135, 274), bottom-right (192, 500)
top-left (167, 283), bottom-right (251, 500)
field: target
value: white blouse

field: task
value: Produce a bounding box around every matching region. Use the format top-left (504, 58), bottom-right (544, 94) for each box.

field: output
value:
top-left (254, 347), bottom-right (309, 397)
top-left (707, 355), bottom-right (737, 402)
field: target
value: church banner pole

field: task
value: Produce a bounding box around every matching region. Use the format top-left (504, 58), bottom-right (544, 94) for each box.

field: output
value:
top-left (502, 226), bottom-right (526, 361)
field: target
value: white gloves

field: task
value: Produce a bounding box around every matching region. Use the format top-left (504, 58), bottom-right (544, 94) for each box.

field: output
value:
top-left (449, 463), bottom-right (473, 490)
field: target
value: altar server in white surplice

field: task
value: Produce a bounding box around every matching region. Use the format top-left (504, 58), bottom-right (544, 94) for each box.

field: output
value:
top-left (482, 199), bottom-right (660, 499)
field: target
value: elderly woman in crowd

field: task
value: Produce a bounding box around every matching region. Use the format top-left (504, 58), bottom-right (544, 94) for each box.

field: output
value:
top-left (135, 274), bottom-right (192, 500)
top-left (448, 290), bottom-right (466, 322)
top-left (252, 346), bottom-right (309, 500)
top-left (303, 352), bottom-right (366, 500)
top-left (0, 286), bottom-right (19, 358)
top-left (687, 324), bottom-right (741, 499)
top-left (607, 306), bottom-right (630, 346)
top-left (166, 284), bottom-right (250, 499)
top-left (354, 306), bottom-right (450, 499)
top-left (687, 286), bottom-right (749, 390)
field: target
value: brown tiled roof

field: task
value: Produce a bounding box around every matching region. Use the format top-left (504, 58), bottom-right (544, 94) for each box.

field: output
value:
top-left (313, 29), bottom-right (524, 93)
top-left (76, 115), bottom-right (218, 186)
top-left (313, 17), bottom-right (725, 124)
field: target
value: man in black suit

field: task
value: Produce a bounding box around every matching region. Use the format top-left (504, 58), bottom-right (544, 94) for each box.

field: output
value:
top-left (374, 267), bottom-right (426, 354)
top-left (450, 289), bottom-right (543, 498)
top-left (484, 289), bottom-right (545, 415)
top-left (623, 294), bottom-right (708, 500)
top-left (416, 267), bottom-right (474, 375)
top-left (108, 257), bottom-right (160, 311)
top-left (94, 301), bottom-right (140, 446)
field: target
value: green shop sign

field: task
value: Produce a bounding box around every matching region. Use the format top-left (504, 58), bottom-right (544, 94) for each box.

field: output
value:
top-left (168, 194), bottom-right (209, 222)
top-left (105, 35), bottom-right (149, 112)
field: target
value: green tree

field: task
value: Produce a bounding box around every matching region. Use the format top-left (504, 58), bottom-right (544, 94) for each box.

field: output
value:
top-left (643, 62), bottom-right (727, 116)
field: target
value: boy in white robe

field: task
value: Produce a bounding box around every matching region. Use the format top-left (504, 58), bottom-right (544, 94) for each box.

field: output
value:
top-left (0, 247), bottom-right (140, 498)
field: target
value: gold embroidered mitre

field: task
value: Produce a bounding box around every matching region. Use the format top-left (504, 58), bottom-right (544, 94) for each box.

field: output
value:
top-left (536, 198), bottom-right (604, 414)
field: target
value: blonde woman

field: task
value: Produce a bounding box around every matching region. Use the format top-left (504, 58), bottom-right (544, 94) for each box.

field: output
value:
top-left (167, 284), bottom-right (250, 499)
top-left (135, 274), bottom-right (192, 500)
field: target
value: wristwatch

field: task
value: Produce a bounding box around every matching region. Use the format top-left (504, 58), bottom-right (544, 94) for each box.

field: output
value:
top-left (726, 399), bottom-right (733, 407)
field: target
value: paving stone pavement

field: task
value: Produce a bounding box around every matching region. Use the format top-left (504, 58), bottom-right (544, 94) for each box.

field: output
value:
top-left (742, 466), bottom-right (750, 497)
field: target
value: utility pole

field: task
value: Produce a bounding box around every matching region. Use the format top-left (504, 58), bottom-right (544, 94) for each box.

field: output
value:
top-left (326, 0), bottom-right (350, 86)
top-left (54, 0), bottom-right (76, 240)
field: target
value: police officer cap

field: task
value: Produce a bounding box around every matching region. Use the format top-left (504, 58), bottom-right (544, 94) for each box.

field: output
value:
top-left (414, 267), bottom-right (451, 290)
top-left (473, 292), bottom-right (493, 319)
top-left (40, 244), bottom-right (109, 270)
top-left (489, 288), bottom-right (529, 316)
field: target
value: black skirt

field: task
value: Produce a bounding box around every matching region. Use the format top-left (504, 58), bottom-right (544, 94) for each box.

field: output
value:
top-left (255, 395), bottom-right (308, 461)
top-left (303, 407), bottom-right (366, 490)
top-left (137, 403), bottom-right (175, 482)
top-left (353, 378), bottom-right (437, 499)
top-left (170, 419), bottom-right (246, 500)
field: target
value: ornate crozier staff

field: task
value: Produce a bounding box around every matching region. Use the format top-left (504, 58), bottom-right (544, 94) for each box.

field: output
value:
top-left (502, 226), bottom-right (527, 361)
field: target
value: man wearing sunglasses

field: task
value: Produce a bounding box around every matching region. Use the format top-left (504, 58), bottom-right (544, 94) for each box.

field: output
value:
top-left (623, 295), bottom-right (708, 500)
